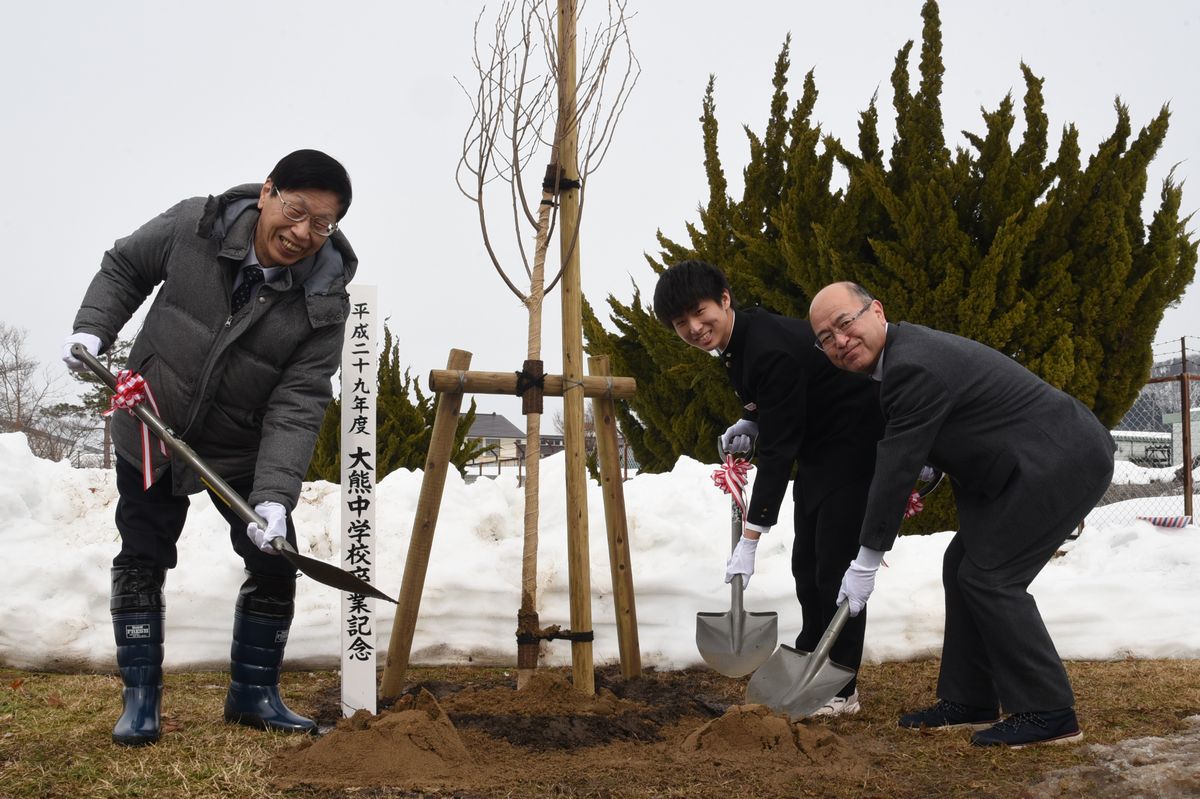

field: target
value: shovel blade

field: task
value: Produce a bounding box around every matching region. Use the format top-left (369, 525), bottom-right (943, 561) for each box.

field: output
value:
top-left (274, 541), bottom-right (397, 604)
top-left (695, 609), bottom-right (778, 677)
top-left (745, 644), bottom-right (856, 719)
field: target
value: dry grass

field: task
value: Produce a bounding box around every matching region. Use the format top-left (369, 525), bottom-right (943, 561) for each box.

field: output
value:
top-left (1, 660), bottom-right (1197, 799)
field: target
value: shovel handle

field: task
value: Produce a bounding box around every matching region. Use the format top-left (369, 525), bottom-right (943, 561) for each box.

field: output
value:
top-left (716, 434), bottom-right (756, 609)
top-left (716, 435), bottom-right (757, 551)
top-left (72, 343), bottom-right (267, 530)
top-left (800, 602), bottom-right (851, 682)
top-left (73, 343), bottom-right (397, 603)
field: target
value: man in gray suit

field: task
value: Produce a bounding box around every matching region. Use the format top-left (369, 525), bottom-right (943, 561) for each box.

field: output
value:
top-left (808, 281), bottom-right (1115, 749)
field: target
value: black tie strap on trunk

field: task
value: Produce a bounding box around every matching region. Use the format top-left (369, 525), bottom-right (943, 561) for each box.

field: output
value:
top-left (516, 359), bottom-right (546, 415)
top-left (516, 626), bottom-right (594, 644)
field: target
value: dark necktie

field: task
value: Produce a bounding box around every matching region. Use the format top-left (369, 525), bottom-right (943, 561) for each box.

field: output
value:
top-left (231, 265), bottom-right (264, 312)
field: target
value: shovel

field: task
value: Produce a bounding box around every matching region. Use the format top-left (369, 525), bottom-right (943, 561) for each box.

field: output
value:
top-left (745, 602), bottom-right (854, 718)
top-left (744, 467), bottom-right (946, 717)
top-left (72, 343), bottom-right (397, 604)
top-left (695, 438), bottom-right (777, 677)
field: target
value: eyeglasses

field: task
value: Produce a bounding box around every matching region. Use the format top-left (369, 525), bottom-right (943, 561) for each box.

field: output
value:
top-left (273, 186), bottom-right (338, 237)
top-left (814, 302), bottom-right (873, 351)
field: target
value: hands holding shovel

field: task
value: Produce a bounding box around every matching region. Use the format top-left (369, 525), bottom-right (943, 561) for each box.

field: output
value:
top-left (246, 501), bottom-right (288, 554)
top-left (838, 467), bottom-right (943, 616)
top-left (725, 535), bottom-right (759, 589)
top-left (838, 549), bottom-right (884, 616)
top-left (746, 467), bottom-right (946, 717)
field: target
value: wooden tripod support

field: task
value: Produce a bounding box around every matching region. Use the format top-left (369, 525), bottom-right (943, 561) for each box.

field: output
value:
top-left (379, 349), bottom-right (642, 700)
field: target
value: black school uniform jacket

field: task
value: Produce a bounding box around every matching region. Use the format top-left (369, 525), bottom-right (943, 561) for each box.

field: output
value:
top-left (721, 308), bottom-right (883, 528)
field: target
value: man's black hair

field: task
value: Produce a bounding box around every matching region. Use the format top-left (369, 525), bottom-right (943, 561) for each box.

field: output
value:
top-left (268, 149), bottom-right (353, 219)
top-left (652, 260), bottom-right (733, 327)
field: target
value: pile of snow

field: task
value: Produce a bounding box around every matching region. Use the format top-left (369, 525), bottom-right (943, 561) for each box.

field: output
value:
top-left (0, 432), bottom-right (1196, 672)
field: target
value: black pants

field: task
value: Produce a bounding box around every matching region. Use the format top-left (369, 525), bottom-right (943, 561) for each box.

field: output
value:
top-left (936, 472), bottom-right (1110, 713)
top-left (113, 455), bottom-right (298, 580)
top-left (792, 480), bottom-right (871, 696)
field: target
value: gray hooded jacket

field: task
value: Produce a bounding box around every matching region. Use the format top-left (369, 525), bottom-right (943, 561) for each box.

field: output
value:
top-left (73, 183), bottom-right (357, 510)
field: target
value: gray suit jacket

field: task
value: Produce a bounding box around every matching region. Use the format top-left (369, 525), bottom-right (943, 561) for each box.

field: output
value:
top-left (859, 323), bottom-right (1115, 568)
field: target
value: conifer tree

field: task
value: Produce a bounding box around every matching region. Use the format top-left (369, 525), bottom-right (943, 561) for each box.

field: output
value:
top-left (585, 0), bottom-right (1196, 495)
top-left (306, 326), bottom-right (486, 482)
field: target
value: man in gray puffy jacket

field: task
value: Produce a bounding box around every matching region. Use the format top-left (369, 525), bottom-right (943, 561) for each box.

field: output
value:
top-left (62, 149), bottom-right (356, 746)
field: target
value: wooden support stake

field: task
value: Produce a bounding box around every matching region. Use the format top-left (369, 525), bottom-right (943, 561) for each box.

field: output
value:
top-left (1182, 338), bottom-right (1194, 521)
top-left (556, 0), bottom-right (594, 696)
top-left (589, 355), bottom-right (642, 679)
top-left (380, 348), bottom-right (473, 700)
top-left (428, 369), bottom-right (635, 399)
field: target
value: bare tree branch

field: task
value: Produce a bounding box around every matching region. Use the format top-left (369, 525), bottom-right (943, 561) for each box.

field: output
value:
top-left (456, 0), bottom-right (639, 302)
top-left (0, 323), bottom-right (100, 465)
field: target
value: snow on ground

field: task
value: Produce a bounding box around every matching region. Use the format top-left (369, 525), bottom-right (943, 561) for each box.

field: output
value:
top-left (0, 432), bottom-right (1196, 672)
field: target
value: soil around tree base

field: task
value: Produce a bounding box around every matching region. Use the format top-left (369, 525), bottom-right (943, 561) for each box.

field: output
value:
top-left (275, 669), bottom-right (867, 796)
top-left (266, 661), bottom-right (1200, 799)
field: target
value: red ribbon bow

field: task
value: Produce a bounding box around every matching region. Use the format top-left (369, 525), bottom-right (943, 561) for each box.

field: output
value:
top-left (904, 490), bottom-right (924, 519)
top-left (711, 454), bottom-right (753, 514)
top-left (103, 370), bottom-right (166, 491)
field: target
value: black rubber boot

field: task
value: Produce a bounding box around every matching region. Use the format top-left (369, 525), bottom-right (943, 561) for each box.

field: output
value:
top-left (223, 572), bottom-right (315, 734)
top-left (110, 565), bottom-right (166, 746)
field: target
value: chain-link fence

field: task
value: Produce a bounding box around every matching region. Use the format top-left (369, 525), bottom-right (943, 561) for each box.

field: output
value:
top-left (1088, 336), bottom-right (1199, 529)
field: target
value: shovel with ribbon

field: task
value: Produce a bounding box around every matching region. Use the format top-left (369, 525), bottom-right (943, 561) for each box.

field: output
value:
top-left (694, 436), bottom-right (778, 677)
top-left (73, 343), bottom-right (397, 604)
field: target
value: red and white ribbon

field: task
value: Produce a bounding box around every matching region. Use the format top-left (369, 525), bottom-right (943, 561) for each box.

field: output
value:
top-left (903, 490), bottom-right (924, 519)
top-left (103, 370), bottom-right (167, 491)
top-left (711, 454), bottom-right (753, 515)
top-left (1136, 515), bottom-right (1193, 529)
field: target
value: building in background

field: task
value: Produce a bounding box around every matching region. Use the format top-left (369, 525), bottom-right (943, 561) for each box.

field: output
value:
top-left (464, 412), bottom-right (637, 481)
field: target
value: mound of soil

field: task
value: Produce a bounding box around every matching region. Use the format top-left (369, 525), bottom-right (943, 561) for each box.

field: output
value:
top-left (681, 703), bottom-right (851, 765)
top-left (276, 688), bottom-right (471, 788)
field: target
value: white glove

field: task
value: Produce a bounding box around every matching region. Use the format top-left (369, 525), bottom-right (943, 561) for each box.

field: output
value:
top-left (61, 332), bottom-right (102, 373)
top-left (725, 535), bottom-right (759, 588)
top-left (721, 419), bottom-right (759, 455)
top-left (247, 501), bottom-right (287, 554)
top-left (919, 465), bottom-right (938, 483)
top-left (837, 559), bottom-right (879, 617)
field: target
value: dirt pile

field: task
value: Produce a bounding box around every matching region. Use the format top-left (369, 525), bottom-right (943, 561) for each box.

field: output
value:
top-left (681, 703), bottom-right (850, 764)
top-left (275, 688), bottom-right (471, 788)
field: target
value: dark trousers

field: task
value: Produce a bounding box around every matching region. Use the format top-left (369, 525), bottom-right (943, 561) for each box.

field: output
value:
top-left (792, 480), bottom-right (871, 696)
top-left (113, 456), bottom-right (297, 580)
top-left (937, 475), bottom-right (1110, 713)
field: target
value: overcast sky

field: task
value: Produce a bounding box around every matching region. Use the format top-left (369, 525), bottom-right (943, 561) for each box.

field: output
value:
top-left (4, 1), bottom-right (1197, 422)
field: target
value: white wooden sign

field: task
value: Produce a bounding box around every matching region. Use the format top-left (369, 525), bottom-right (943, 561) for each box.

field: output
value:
top-left (339, 283), bottom-right (378, 716)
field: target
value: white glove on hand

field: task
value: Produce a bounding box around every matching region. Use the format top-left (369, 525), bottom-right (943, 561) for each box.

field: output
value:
top-left (919, 465), bottom-right (938, 483)
top-left (247, 501), bottom-right (287, 554)
top-left (61, 332), bottom-right (102, 373)
top-left (837, 560), bottom-right (879, 617)
top-left (721, 419), bottom-right (759, 455)
top-left (725, 535), bottom-right (759, 588)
